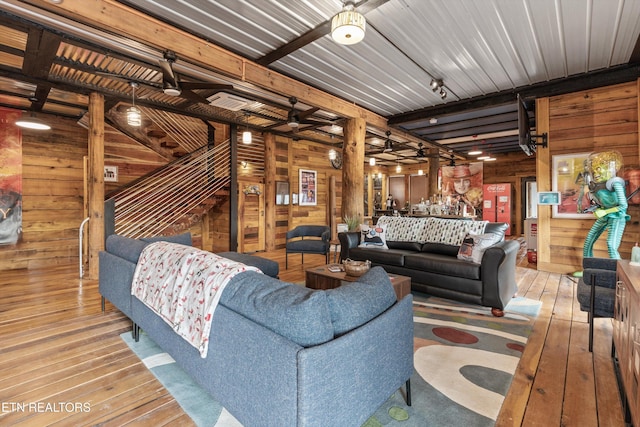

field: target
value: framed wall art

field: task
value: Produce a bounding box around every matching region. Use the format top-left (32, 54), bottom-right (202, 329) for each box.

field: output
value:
top-left (552, 152), bottom-right (592, 218)
top-left (276, 181), bottom-right (289, 205)
top-left (537, 191), bottom-right (561, 205)
top-left (299, 169), bottom-right (317, 206)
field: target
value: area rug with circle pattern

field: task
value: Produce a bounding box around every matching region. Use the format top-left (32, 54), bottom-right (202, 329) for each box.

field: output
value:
top-left (121, 295), bottom-right (541, 426)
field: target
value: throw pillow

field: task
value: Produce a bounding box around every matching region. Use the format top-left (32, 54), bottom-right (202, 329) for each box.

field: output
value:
top-left (457, 233), bottom-right (502, 264)
top-left (358, 223), bottom-right (388, 249)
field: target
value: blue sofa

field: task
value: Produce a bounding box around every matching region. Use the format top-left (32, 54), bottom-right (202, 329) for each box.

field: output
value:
top-left (99, 233), bottom-right (414, 427)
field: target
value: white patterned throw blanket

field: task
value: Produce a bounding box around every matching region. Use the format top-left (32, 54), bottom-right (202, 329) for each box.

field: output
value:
top-left (131, 241), bottom-right (261, 357)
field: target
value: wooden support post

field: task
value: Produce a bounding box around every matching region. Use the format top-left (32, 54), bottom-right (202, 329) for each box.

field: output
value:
top-left (264, 132), bottom-right (276, 251)
top-left (428, 148), bottom-right (439, 199)
top-left (341, 118), bottom-right (366, 221)
top-left (329, 175), bottom-right (337, 240)
top-left (87, 92), bottom-right (104, 280)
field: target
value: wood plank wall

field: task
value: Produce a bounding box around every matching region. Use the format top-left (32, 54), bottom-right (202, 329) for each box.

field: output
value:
top-left (537, 80), bottom-right (640, 274)
top-left (3, 79), bottom-right (638, 271)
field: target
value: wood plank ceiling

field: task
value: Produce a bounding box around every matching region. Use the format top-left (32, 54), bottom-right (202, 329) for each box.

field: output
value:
top-left (0, 0), bottom-right (639, 166)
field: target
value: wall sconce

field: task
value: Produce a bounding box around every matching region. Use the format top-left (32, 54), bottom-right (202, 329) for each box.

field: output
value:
top-left (369, 157), bottom-right (376, 166)
top-left (240, 161), bottom-right (248, 169)
top-left (328, 149), bottom-right (337, 160)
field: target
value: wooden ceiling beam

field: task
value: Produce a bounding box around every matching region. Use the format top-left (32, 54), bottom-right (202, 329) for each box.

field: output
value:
top-left (24, 0), bottom-right (387, 128)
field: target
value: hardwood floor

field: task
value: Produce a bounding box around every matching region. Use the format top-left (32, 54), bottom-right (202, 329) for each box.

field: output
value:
top-left (0, 248), bottom-right (627, 426)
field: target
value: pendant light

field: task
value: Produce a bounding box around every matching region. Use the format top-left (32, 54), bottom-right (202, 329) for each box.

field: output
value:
top-left (15, 113), bottom-right (51, 130)
top-left (126, 82), bottom-right (142, 127)
top-left (242, 112), bottom-right (252, 144)
top-left (395, 156), bottom-right (401, 173)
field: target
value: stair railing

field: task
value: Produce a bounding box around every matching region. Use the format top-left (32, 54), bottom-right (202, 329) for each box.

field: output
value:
top-left (108, 140), bottom-right (231, 238)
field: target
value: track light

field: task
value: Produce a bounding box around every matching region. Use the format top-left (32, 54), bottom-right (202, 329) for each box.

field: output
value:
top-left (430, 78), bottom-right (447, 99)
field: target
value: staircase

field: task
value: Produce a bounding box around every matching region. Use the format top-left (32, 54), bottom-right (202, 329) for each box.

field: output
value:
top-left (106, 140), bottom-right (231, 238)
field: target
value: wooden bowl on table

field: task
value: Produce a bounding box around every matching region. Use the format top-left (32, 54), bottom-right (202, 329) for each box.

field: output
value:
top-left (342, 259), bottom-right (371, 277)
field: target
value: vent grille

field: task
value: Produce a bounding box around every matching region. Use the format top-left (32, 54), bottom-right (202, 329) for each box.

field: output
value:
top-left (206, 92), bottom-right (251, 111)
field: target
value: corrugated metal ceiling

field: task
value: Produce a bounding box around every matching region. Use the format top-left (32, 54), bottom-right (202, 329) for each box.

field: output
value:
top-left (0, 0), bottom-right (638, 163)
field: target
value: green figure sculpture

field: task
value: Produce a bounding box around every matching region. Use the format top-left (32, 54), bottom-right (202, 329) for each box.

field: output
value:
top-left (582, 150), bottom-right (629, 259)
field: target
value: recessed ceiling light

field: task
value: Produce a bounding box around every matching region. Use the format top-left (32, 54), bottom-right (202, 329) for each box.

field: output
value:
top-left (429, 117), bottom-right (438, 124)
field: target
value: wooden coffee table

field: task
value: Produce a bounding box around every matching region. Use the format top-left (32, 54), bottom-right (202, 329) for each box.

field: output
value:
top-left (305, 264), bottom-right (411, 300)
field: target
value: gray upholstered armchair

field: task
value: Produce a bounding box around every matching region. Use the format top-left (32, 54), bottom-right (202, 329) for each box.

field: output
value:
top-left (285, 225), bottom-right (330, 269)
top-left (577, 257), bottom-right (617, 352)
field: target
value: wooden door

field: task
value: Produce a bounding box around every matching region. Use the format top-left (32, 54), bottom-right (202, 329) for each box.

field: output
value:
top-left (238, 183), bottom-right (265, 253)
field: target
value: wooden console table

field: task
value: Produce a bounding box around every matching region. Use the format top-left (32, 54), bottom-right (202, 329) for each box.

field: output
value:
top-left (305, 265), bottom-right (411, 301)
top-left (615, 260), bottom-right (640, 425)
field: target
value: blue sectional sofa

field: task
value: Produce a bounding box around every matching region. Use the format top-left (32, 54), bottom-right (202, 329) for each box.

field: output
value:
top-left (99, 233), bottom-right (414, 427)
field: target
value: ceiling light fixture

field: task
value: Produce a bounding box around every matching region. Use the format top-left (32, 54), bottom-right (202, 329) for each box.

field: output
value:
top-left (369, 157), bottom-right (376, 166)
top-left (126, 82), bottom-right (142, 127)
top-left (15, 113), bottom-right (51, 130)
top-left (331, 1), bottom-right (366, 45)
top-left (430, 79), bottom-right (447, 99)
top-left (242, 112), bottom-right (252, 144)
top-left (468, 149), bottom-right (482, 156)
top-left (383, 130), bottom-right (393, 152)
top-left (477, 155), bottom-right (490, 160)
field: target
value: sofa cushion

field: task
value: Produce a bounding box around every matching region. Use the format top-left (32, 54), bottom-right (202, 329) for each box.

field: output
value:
top-left (457, 233), bottom-right (503, 264)
top-left (325, 266), bottom-right (397, 336)
top-left (348, 247), bottom-right (409, 267)
top-left (484, 222), bottom-right (508, 241)
top-left (216, 251), bottom-right (279, 278)
top-left (105, 234), bottom-right (148, 264)
top-left (376, 216), bottom-right (431, 242)
top-left (421, 242), bottom-right (460, 257)
top-left (404, 253), bottom-right (481, 280)
top-left (220, 271), bottom-right (333, 347)
top-left (140, 232), bottom-right (192, 246)
top-left (358, 223), bottom-right (388, 249)
top-left (424, 218), bottom-right (488, 246)
top-left (386, 241), bottom-right (423, 251)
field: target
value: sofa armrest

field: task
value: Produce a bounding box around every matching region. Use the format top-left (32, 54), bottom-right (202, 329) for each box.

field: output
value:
top-left (297, 294), bottom-right (414, 427)
top-left (338, 231), bottom-right (360, 261)
top-left (480, 240), bottom-right (519, 310)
